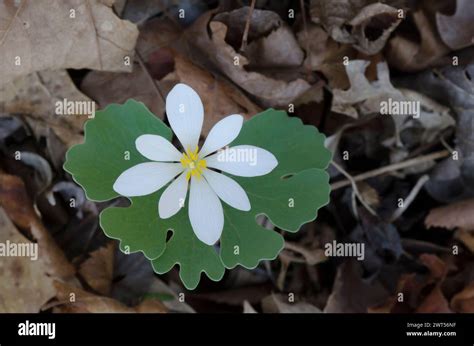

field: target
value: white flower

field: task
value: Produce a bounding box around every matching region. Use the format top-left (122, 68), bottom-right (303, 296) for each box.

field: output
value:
top-left (113, 84), bottom-right (278, 246)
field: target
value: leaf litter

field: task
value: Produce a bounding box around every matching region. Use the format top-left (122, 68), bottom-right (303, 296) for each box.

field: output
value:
top-left (0, 0), bottom-right (473, 314)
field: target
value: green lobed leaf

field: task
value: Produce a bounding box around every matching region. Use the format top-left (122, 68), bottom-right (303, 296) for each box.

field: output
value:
top-left (64, 101), bottom-right (331, 289)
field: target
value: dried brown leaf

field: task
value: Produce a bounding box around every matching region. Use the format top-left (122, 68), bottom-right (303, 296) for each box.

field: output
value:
top-left (53, 281), bottom-right (167, 313)
top-left (451, 282), bottom-right (474, 313)
top-left (262, 294), bottom-right (321, 313)
top-left (214, 7), bottom-right (304, 68)
top-left (0, 208), bottom-right (55, 312)
top-left (187, 13), bottom-right (311, 108)
top-left (0, 173), bottom-right (75, 279)
top-left (436, 0), bottom-right (474, 50)
top-left (425, 199), bottom-right (474, 231)
top-left (80, 64), bottom-right (170, 118)
top-left (0, 70), bottom-right (93, 148)
top-left (0, 0), bottom-right (138, 83)
top-left (310, 0), bottom-right (404, 54)
top-left (387, 10), bottom-right (450, 72)
top-left (78, 242), bottom-right (115, 296)
top-left (415, 285), bottom-right (452, 313)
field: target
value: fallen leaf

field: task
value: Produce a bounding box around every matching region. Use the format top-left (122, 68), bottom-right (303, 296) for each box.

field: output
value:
top-left (78, 242), bottom-right (115, 296)
top-left (324, 259), bottom-right (389, 313)
top-left (395, 62), bottom-right (474, 202)
top-left (214, 7), bottom-right (304, 68)
top-left (0, 173), bottom-right (75, 279)
top-left (369, 254), bottom-right (450, 313)
top-left (420, 254), bottom-right (448, 281)
top-left (297, 23), bottom-right (356, 88)
top-left (80, 63), bottom-right (169, 118)
top-left (454, 230), bottom-right (474, 253)
top-left (0, 70), bottom-right (93, 149)
top-left (347, 2), bottom-right (402, 55)
top-left (451, 282), bottom-right (474, 313)
top-left (262, 294), bottom-right (321, 313)
top-left (53, 281), bottom-right (167, 313)
top-left (310, 0), bottom-right (404, 52)
top-left (187, 12), bottom-right (312, 108)
top-left (243, 300), bottom-right (257, 313)
top-left (436, 0), bottom-right (474, 50)
top-left (0, 0), bottom-right (139, 83)
top-left (331, 60), bottom-right (403, 119)
top-left (387, 10), bottom-right (450, 72)
top-left (0, 207), bottom-right (55, 312)
top-left (416, 285), bottom-right (452, 313)
top-left (425, 199), bottom-right (474, 231)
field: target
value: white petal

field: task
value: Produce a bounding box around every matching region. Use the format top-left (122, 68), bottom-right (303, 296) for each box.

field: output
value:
top-left (188, 176), bottom-right (224, 246)
top-left (166, 83), bottom-right (203, 152)
top-left (199, 114), bottom-right (243, 157)
top-left (202, 169), bottom-right (250, 211)
top-left (113, 163), bottom-right (183, 197)
top-left (136, 134), bottom-right (182, 162)
top-left (205, 145), bottom-right (278, 177)
top-left (158, 172), bottom-right (188, 219)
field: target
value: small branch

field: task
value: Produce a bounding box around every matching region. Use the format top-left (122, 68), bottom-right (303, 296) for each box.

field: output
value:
top-left (389, 174), bottom-right (430, 222)
top-left (331, 150), bottom-right (450, 190)
top-left (135, 50), bottom-right (165, 103)
top-left (299, 0), bottom-right (310, 58)
top-left (330, 160), bottom-right (377, 216)
top-left (240, 0), bottom-right (256, 53)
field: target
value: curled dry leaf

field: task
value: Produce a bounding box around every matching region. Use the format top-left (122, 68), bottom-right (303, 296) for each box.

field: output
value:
top-left (213, 7), bottom-right (304, 68)
top-left (296, 23), bottom-right (355, 88)
top-left (0, 173), bottom-right (75, 279)
top-left (309, 0), bottom-right (404, 55)
top-left (425, 199), bottom-right (474, 231)
top-left (347, 3), bottom-right (402, 55)
top-left (436, 0), bottom-right (474, 50)
top-left (0, 208), bottom-right (55, 312)
top-left (0, 0), bottom-right (139, 84)
top-left (0, 70), bottom-right (93, 149)
top-left (53, 281), bottom-right (167, 313)
top-left (78, 242), bottom-right (115, 296)
top-left (187, 12), bottom-right (311, 108)
top-left (386, 10), bottom-right (450, 72)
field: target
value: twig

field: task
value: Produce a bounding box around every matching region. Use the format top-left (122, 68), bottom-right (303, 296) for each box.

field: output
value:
top-left (135, 50), bottom-right (166, 103)
top-left (330, 160), bottom-right (378, 216)
top-left (389, 174), bottom-right (430, 222)
top-left (440, 135), bottom-right (455, 153)
top-left (240, 0), bottom-right (256, 53)
top-left (299, 0), bottom-right (310, 60)
top-left (331, 150), bottom-right (450, 190)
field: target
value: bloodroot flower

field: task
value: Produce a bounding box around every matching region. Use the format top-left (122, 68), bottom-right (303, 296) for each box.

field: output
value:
top-left (113, 84), bottom-right (278, 245)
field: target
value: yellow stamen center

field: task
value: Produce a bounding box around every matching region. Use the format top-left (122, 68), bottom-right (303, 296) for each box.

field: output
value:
top-left (180, 146), bottom-right (206, 180)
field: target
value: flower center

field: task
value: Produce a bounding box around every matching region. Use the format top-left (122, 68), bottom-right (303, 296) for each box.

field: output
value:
top-left (180, 146), bottom-right (206, 180)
